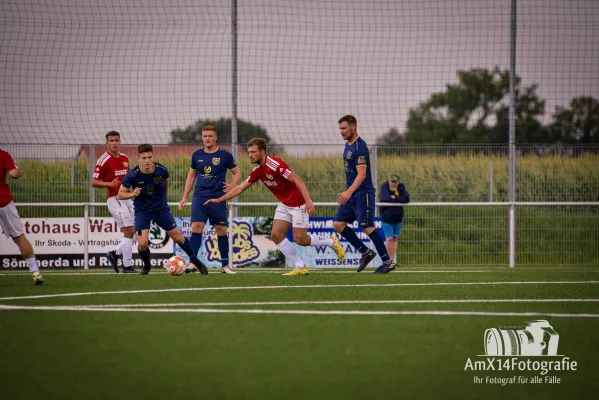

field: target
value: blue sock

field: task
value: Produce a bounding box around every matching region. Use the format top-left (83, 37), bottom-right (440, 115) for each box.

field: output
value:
top-left (191, 232), bottom-right (203, 255)
top-left (179, 237), bottom-right (197, 261)
top-left (340, 226), bottom-right (368, 253)
top-left (138, 248), bottom-right (151, 268)
top-left (368, 230), bottom-right (390, 263)
top-left (218, 235), bottom-right (229, 267)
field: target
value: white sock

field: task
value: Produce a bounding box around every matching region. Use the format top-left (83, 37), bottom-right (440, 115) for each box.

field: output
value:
top-left (308, 234), bottom-right (333, 247)
top-left (26, 257), bottom-right (39, 273)
top-left (277, 238), bottom-right (305, 268)
top-left (115, 240), bottom-right (124, 256)
top-left (121, 237), bottom-right (133, 267)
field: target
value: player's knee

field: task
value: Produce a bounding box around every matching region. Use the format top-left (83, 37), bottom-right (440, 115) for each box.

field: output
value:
top-left (214, 225), bottom-right (227, 236)
top-left (294, 235), bottom-right (310, 246)
top-left (386, 237), bottom-right (397, 244)
top-left (333, 222), bottom-right (345, 233)
top-left (138, 243), bottom-right (148, 251)
top-left (270, 231), bottom-right (284, 244)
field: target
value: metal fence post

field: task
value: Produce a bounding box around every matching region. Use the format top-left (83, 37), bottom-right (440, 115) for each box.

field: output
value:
top-left (84, 203), bottom-right (89, 270)
top-left (89, 144), bottom-right (95, 217)
top-left (489, 160), bottom-right (494, 202)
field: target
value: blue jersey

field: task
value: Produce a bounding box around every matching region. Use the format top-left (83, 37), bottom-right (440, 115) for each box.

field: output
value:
top-left (121, 162), bottom-right (169, 212)
top-left (190, 147), bottom-right (237, 197)
top-left (343, 137), bottom-right (375, 196)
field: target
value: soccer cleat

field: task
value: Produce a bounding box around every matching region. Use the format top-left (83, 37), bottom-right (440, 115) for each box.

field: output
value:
top-left (373, 264), bottom-right (392, 274)
top-left (184, 264), bottom-right (199, 273)
top-left (106, 250), bottom-right (120, 273)
top-left (189, 259), bottom-right (209, 275)
top-left (122, 266), bottom-right (137, 273)
top-left (357, 249), bottom-right (376, 272)
top-left (282, 267), bottom-right (309, 276)
top-left (388, 262), bottom-right (398, 272)
top-left (221, 266), bottom-right (236, 274)
top-left (139, 266), bottom-right (151, 275)
top-left (330, 236), bottom-right (346, 262)
top-left (32, 271), bottom-right (43, 285)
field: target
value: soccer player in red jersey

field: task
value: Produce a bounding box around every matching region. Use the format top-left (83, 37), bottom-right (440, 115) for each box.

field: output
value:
top-left (91, 131), bottom-right (136, 273)
top-left (0, 148), bottom-right (43, 285)
top-left (204, 138), bottom-right (345, 275)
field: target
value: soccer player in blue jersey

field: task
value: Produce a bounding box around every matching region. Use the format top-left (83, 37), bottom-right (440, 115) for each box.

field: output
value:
top-left (334, 115), bottom-right (397, 274)
top-left (178, 125), bottom-right (241, 274)
top-left (118, 144), bottom-right (207, 275)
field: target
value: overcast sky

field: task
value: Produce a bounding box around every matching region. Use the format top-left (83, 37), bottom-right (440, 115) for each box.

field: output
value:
top-left (1, 0), bottom-right (598, 146)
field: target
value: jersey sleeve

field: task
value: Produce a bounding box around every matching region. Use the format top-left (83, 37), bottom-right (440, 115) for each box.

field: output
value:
top-left (3, 152), bottom-right (17, 172)
top-left (247, 167), bottom-right (260, 183)
top-left (227, 151), bottom-right (238, 170)
top-left (276, 159), bottom-right (293, 180)
top-left (189, 153), bottom-right (196, 170)
top-left (92, 158), bottom-right (105, 180)
top-left (121, 169), bottom-right (134, 188)
top-left (354, 144), bottom-right (370, 167)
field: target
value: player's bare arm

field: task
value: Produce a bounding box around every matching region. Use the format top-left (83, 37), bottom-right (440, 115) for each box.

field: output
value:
top-left (337, 165), bottom-right (367, 205)
top-left (118, 184), bottom-right (141, 200)
top-left (92, 177), bottom-right (121, 189)
top-left (164, 179), bottom-right (168, 196)
top-left (223, 167), bottom-right (241, 193)
top-left (178, 168), bottom-right (197, 210)
top-left (287, 172), bottom-right (316, 216)
top-left (7, 168), bottom-right (21, 179)
top-left (205, 180), bottom-right (253, 205)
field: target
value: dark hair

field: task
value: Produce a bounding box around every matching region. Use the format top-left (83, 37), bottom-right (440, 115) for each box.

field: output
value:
top-left (202, 125), bottom-right (217, 133)
top-left (137, 143), bottom-right (153, 154)
top-left (338, 115), bottom-right (357, 125)
top-left (247, 137), bottom-right (267, 153)
top-left (105, 130), bottom-right (120, 140)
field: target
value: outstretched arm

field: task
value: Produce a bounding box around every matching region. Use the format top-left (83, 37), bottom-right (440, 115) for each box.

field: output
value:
top-left (205, 180), bottom-right (253, 205)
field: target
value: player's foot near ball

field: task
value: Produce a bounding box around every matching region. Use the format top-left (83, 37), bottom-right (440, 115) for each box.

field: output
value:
top-left (139, 266), bottom-right (151, 275)
top-left (357, 249), bottom-right (376, 272)
top-left (184, 264), bottom-right (198, 273)
top-left (32, 270), bottom-right (43, 285)
top-left (221, 266), bottom-right (236, 274)
top-left (106, 250), bottom-right (120, 273)
top-left (189, 259), bottom-right (208, 275)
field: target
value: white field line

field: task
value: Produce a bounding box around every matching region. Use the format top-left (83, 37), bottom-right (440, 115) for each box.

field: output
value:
top-left (0, 304), bottom-right (598, 318)
top-left (0, 270), bottom-right (497, 276)
top-left (1, 280), bottom-right (599, 301)
top-left (84, 298), bottom-right (599, 307)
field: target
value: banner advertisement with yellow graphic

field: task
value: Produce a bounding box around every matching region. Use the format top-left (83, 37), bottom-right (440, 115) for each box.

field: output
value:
top-left (173, 217), bottom-right (281, 268)
top-left (173, 217), bottom-right (383, 269)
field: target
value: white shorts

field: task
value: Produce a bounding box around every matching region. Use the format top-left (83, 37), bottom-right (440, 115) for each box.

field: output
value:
top-left (274, 203), bottom-right (309, 228)
top-left (0, 201), bottom-right (24, 238)
top-left (107, 196), bottom-right (135, 229)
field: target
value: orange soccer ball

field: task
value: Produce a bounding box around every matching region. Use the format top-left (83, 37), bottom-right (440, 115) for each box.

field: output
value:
top-left (166, 255), bottom-right (187, 276)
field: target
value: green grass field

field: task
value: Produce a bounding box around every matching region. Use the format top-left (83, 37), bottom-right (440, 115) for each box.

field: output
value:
top-left (1, 267), bottom-right (599, 399)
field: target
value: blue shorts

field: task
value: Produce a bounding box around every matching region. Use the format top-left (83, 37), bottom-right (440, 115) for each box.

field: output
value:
top-left (191, 196), bottom-right (228, 226)
top-left (335, 192), bottom-right (375, 228)
top-left (381, 221), bottom-right (403, 239)
top-left (135, 207), bottom-right (178, 232)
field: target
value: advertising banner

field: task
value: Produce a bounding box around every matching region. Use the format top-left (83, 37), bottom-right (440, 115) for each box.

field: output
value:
top-left (0, 218), bottom-right (173, 269)
top-left (173, 217), bottom-right (383, 268)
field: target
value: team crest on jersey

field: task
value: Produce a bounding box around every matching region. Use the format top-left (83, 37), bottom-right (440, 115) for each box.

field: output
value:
top-left (346, 151), bottom-right (352, 160)
top-left (266, 174), bottom-right (274, 180)
top-left (123, 162), bottom-right (128, 167)
top-left (212, 158), bottom-right (220, 165)
top-left (154, 177), bottom-right (163, 185)
top-left (357, 156), bottom-right (365, 164)
top-left (204, 166), bottom-right (212, 174)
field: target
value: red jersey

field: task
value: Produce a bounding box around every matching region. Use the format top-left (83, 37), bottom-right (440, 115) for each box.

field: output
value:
top-left (247, 155), bottom-right (304, 207)
top-left (0, 149), bottom-right (17, 207)
top-left (93, 151), bottom-right (130, 199)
